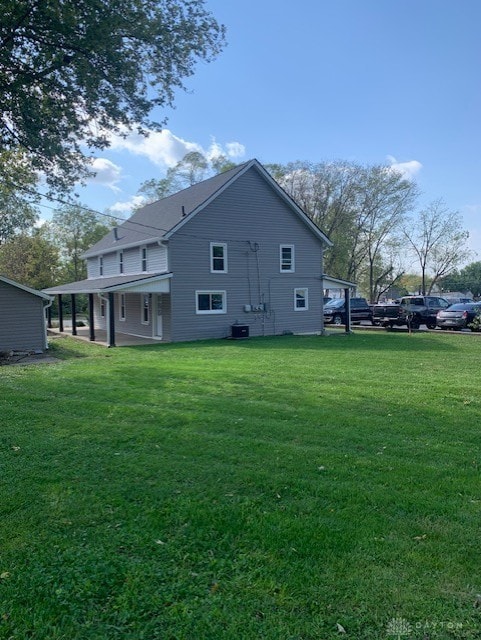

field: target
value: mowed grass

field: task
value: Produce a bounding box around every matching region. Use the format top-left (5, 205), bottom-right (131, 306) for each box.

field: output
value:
top-left (1, 331), bottom-right (481, 639)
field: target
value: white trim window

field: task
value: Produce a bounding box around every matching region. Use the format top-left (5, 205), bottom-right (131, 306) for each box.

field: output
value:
top-left (141, 294), bottom-right (150, 324)
top-left (141, 246), bottom-right (148, 272)
top-left (100, 299), bottom-right (106, 318)
top-left (210, 242), bottom-right (227, 273)
top-left (119, 293), bottom-right (126, 321)
top-left (294, 287), bottom-right (308, 311)
top-left (99, 255), bottom-right (104, 276)
top-left (196, 290), bottom-right (226, 314)
top-left (280, 245), bottom-right (295, 272)
top-left (119, 250), bottom-right (124, 274)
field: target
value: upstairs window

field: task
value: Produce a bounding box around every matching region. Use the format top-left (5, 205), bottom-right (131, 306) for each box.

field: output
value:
top-left (294, 287), bottom-right (308, 311)
top-left (141, 246), bottom-right (148, 272)
top-left (280, 245), bottom-right (295, 272)
top-left (99, 255), bottom-right (104, 276)
top-left (119, 251), bottom-right (124, 274)
top-left (210, 243), bottom-right (227, 273)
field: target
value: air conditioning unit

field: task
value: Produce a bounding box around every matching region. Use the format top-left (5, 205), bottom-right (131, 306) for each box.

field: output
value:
top-left (231, 324), bottom-right (249, 339)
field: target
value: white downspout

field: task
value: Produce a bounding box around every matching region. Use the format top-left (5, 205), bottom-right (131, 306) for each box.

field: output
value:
top-left (98, 293), bottom-right (110, 345)
top-left (43, 298), bottom-right (53, 350)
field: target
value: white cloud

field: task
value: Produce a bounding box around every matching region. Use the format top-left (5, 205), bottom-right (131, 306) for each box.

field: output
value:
top-left (89, 157), bottom-right (123, 190)
top-left (108, 128), bottom-right (245, 167)
top-left (109, 195), bottom-right (146, 214)
top-left (386, 155), bottom-right (422, 181)
top-left (205, 138), bottom-right (246, 161)
top-left (225, 141), bottom-right (246, 159)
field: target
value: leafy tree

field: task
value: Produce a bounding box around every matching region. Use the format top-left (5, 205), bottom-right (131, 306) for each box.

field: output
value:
top-left (211, 155), bottom-right (237, 174)
top-left (0, 226), bottom-right (60, 289)
top-left (50, 204), bottom-right (112, 281)
top-left (171, 151), bottom-right (209, 188)
top-left (357, 165), bottom-right (418, 302)
top-left (266, 160), bottom-right (360, 278)
top-left (360, 239), bottom-right (405, 303)
top-left (0, 151), bottom-right (39, 243)
top-left (440, 261), bottom-right (481, 297)
top-left (137, 151), bottom-right (236, 204)
top-left (403, 200), bottom-right (470, 295)
top-left (0, 1), bottom-right (225, 191)
top-left (398, 273), bottom-right (423, 295)
top-left (137, 176), bottom-right (176, 204)
top-left (270, 161), bottom-right (418, 301)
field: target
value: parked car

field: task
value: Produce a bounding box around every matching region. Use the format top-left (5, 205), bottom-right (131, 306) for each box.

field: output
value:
top-left (372, 295), bottom-right (450, 329)
top-left (444, 297), bottom-right (473, 305)
top-left (436, 302), bottom-right (481, 331)
top-left (323, 297), bottom-right (373, 325)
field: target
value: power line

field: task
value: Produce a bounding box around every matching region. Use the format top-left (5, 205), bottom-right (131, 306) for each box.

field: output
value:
top-left (26, 185), bottom-right (258, 245)
top-left (30, 188), bottom-right (172, 235)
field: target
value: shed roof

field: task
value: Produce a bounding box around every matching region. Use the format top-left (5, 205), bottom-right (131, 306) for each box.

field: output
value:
top-left (43, 272), bottom-right (172, 295)
top-left (322, 274), bottom-right (357, 289)
top-left (0, 275), bottom-right (53, 300)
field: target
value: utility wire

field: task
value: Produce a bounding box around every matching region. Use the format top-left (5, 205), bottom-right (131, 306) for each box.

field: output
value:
top-left (26, 185), bottom-right (258, 245)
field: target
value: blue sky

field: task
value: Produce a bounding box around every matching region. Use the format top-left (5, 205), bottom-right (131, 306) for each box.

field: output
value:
top-left (65, 0), bottom-right (481, 260)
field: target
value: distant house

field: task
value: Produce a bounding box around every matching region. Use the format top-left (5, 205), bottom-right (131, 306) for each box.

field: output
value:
top-left (0, 276), bottom-right (53, 352)
top-left (45, 159), bottom-right (355, 345)
top-left (441, 291), bottom-right (474, 304)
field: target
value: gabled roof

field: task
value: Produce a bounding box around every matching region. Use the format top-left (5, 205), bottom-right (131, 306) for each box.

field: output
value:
top-left (83, 159), bottom-right (332, 258)
top-left (83, 162), bottom-right (252, 258)
top-left (0, 275), bottom-right (53, 300)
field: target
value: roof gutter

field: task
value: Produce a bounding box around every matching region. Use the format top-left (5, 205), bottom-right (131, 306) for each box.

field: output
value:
top-left (81, 236), bottom-right (164, 260)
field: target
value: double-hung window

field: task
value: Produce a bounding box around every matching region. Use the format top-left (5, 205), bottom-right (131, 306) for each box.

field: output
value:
top-left (141, 294), bottom-right (150, 324)
top-left (119, 251), bottom-right (124, 274)
top-left (141, 246), bottom-right (148, 272)
top-left (210, 243), bottom-right (227, 273)
top-left (119, 293), bottom-right (126, 321)
top-left (280, 245), bottom-right (295, 272)
top-left (196, 290), bottom-right (226, 314)
top-left (99, 255), bottom-right (104, 276)
top-left (294, 287), bottom-right (308, 311)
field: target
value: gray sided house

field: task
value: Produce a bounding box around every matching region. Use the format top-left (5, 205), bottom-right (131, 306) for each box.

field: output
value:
top-left (45, 160), bottom-right (349, 345)
top-left (0, 276), bottom-right (53, 352)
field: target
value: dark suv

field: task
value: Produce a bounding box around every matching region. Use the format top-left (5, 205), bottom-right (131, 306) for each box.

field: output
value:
top-left (323, 297), bottom-right (373, 325)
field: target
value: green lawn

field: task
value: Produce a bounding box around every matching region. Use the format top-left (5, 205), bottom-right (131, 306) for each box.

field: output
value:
top-left (1, 331), bottom-right (480, 639)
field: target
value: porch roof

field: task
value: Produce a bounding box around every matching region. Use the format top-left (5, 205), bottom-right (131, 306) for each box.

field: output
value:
top-left (44, 272), bottom-right (172, 295)
top-left (321, 274), bottom-right (357, 289)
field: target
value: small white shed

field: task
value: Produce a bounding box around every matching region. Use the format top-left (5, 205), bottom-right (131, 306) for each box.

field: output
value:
top-left (0, 276), bottom-right (53, 352)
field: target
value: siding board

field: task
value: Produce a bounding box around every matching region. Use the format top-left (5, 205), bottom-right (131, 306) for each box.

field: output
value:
top-left (169, 167), bottom-right (324, 342)
top-left (0, 281), bottom-right (47, 351)
top-left (67, 163), bottom-right (327, 344)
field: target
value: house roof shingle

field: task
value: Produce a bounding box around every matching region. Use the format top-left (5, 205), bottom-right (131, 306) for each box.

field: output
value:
top-left (83, 161), bottom-right (252, 258)
top-left (83, 159), bottom-right (332, 258)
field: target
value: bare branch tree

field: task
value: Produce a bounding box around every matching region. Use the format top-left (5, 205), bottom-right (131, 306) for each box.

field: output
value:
top-left (403, 200), bottom-right (471, 294)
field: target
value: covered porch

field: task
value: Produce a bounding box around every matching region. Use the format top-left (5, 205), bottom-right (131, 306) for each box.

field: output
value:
top-left (321, 274), bottom-right (357, 334)
top-left (44, 272), bottom-right (172, 347)
top-left (47, 326), bottom-right (162, 347)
